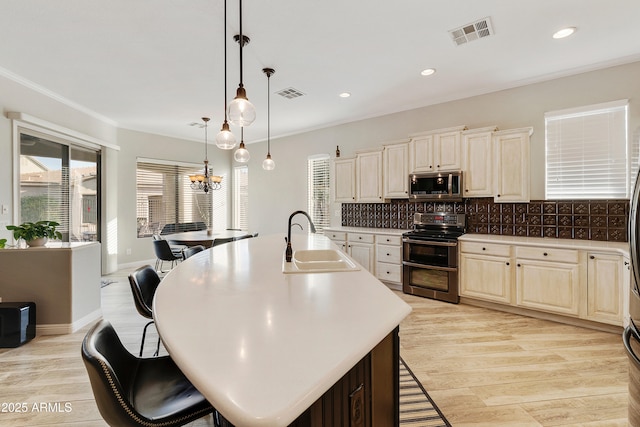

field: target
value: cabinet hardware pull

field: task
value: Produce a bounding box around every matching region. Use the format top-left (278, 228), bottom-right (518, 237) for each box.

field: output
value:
top-left (543, 252), bottom-right (548, 256)
top-left (482, 247), bottom-right (486, 251)
top-left (387, 253), bottom-right (390, 256)
top-left (497, 194), bottom-right (501, 197)
top-left (590, 255), bottom-right (595, 259)
top-left (625, 261), bottom-right (630, 266)
top-left (506, 262), bottom-right (510, 266)
top-left (517, 263), bottom-right (521, 267)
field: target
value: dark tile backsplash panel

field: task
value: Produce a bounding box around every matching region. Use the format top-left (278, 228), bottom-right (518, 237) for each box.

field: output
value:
top-left (341, 198), bottom-right (629, 242)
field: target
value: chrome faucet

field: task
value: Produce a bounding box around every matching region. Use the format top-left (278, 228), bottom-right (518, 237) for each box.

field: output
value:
top-left (285, 210), bottom-right (317, 262)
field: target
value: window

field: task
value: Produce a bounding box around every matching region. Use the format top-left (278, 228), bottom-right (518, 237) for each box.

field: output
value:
top-left (545, 100), bottom-right (630, 199)
top-left (307, 154), bottom-right (331, 231)
top-left (18, 132), bottom-right (101, 242)
top-left (135, 158), bottom-right (227, 237)
top-left (233, 166), bottom-right (248, 230)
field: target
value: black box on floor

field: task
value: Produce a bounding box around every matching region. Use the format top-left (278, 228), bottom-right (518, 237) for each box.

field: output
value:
top-left (0, 302), bottom-right (36, 347)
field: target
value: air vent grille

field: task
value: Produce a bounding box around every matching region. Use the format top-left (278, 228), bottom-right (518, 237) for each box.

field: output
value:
top-left (276, 87), bottom-right (305, 99)
top-left (449, 17), bottom-right (494, 46)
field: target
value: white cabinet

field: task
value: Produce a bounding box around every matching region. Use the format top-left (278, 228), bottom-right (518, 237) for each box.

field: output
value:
top-left (462, 126), bottom-right (497, 197)
top-left (347, 232), bottom-right (375, 273)
top-left (326, 231), bottom-right (348, 253)
top-left (375, 234), bottom-right (402, 287)
top-left (515, 246), bottom-right (580, 316)
top-left (587, 252), bottom-right (624, 325)
top-left (459, 241), bottom-right (512, 304)
top-left (493, 127), bottom-right (532, 203)
top-left (383, 141), bottom-right (409, 199)
top-left (334, 158), bottom-right (356, 202)
top-left (409, 126), bottom-right (466, 173)
top-left (356, 149), bottom-right (384, 202)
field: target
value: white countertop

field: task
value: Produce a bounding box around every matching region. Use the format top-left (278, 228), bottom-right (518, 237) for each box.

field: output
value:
top-left (323, 226), bottom-right (410, 236)
top-left (459, 233), bottom-right (630, 256)
top-left (153, 233), bottom-right (411, 427)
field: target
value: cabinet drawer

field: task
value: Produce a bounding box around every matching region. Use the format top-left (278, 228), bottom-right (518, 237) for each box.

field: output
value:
top-left (376, 262), bottom-right (402, 283)
top-left (376, 235), bottom-right (402, 246)
top-left (326, 231), bottom-right (347, 241)
top-left (460, 241), bottom-right (510, 257)
top-left (348, 233), bottom-right (375, 244)
top-left (515, 246), bottom-right (579, 263)
top-left (376, 244), bottom-right (402, 264)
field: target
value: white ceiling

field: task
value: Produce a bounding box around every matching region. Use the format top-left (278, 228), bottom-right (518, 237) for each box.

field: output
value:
top-left (1, 0), bottom-right (640, 145)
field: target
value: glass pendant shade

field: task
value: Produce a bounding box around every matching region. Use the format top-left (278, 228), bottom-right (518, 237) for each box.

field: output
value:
top-left (262, 154), bottom-right (275, 170)
top-left (227, 87), bottom-right (256, 127)
top-left (234, 142), bottom-right (250, 163)
top-left (215, 121), bottom-right (236, 149)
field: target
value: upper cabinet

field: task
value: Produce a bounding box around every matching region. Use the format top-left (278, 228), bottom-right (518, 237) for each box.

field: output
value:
top-left (356, 149), bottom-right (384, 202)
top-left (383, 140), bottom-right (409, 199)
top-left (409, 125), bottom-right (466, 173)
top-left (493, 127), bottom-right (532, 203)
top-left (334, 157), bottom-right (356, 202)
top-left (462, 126), bottom-right (497, 197)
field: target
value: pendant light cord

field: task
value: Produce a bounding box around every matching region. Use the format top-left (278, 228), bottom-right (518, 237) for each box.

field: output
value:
top-left (267, 73), bottom-right (270, 155)
top-left (223, 0), bottom-right (228, 120)
top-left (239, 0), bottom-right (244, 88)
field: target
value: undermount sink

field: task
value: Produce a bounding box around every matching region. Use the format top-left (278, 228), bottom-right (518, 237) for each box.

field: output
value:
top-left (282, 249), bottom-right (360, 274)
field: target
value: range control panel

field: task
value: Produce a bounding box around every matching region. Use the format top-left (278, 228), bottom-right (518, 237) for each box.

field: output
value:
top-left (413, 212), bottom-right (466, 227)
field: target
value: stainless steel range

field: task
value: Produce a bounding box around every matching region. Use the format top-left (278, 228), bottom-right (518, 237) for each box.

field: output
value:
top-left (402, 212), bottom-right (466, 303)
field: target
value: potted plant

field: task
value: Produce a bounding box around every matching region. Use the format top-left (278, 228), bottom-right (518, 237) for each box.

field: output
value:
top-left (6, 221), bottom-right (63, 247)
top-left (0, 238), bottom-right (6, 249)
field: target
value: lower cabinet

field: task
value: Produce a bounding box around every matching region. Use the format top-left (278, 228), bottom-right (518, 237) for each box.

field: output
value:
top-left (459, 238), bottom-right (628, 327)
top-left (376, 235), bottom-right (402, 287)
top-left (459, 242), bottom-right (512, 304)
top-left (587, 252), bottom-right (625, 325)
top-left (348, 232), bottom-right (376, 274)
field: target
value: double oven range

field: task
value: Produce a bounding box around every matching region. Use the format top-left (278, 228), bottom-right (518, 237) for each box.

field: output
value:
top-left (402, 212), bottom-right (466, 303)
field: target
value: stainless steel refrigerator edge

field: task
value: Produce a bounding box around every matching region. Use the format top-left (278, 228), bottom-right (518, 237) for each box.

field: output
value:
top-left (624, 169), bottom-right (640, 426)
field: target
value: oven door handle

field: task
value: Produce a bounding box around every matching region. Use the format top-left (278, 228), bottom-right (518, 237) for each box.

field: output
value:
top-left (402, 238), bottom-right (457, 247)
top-left (402, 261), bottom-right (457, 272)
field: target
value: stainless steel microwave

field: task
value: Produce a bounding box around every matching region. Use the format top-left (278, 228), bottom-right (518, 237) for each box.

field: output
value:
top-left (409, 172), bottom-right (463, 201)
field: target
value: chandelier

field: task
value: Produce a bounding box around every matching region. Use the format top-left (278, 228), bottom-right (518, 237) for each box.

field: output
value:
top-left (190, 117), bottom-right (222, 192)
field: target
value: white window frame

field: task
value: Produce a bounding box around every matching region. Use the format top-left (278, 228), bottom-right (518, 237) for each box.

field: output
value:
top-left (545, 99), bottom-right (631, 199)
top-left (233, 165), bottom-right (249, 231)
top-left (307, 154), bottom-right (331, 231)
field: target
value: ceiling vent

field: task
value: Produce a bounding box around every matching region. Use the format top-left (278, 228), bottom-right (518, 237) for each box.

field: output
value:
top-left (449, 17), bottom-right (494, 46)
top-left (276, 87), bottom-right (305, 99)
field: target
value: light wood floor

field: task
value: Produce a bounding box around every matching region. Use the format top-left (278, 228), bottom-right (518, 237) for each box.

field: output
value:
top-left (0, 267), bottom-right (629, 426)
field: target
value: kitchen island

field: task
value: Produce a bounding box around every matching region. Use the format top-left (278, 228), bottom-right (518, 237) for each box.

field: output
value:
top-left (153, 233), bottom-right (412, 426)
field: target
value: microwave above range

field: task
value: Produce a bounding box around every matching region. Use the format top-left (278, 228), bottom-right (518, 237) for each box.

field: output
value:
top-left (409, 171), bottom-right (463, 201)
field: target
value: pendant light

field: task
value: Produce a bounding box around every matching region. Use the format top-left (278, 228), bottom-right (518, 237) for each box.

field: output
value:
top-left (215, 0), bottom-right (236, 149)
top-left (190, 117), bottom-right (223, 192)
top-left (262, 67), bottom-right (275, 171)
top-left (227, 0), bottom-right (256, 127)
top-left (234, 127), bottom-right (250, 163)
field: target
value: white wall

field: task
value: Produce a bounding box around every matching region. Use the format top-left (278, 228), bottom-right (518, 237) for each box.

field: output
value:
top-left (245, 61), bottom-right (640, 237)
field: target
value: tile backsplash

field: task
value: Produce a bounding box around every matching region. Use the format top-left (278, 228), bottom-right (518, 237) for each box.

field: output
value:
top-left (341, 198), bottom-right (629, 242)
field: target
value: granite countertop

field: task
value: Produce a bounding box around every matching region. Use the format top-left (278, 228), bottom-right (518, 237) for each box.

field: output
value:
top-left (153, 233), bottom-right (411, 426)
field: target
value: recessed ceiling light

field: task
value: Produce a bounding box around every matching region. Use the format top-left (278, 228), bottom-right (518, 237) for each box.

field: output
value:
top-left (553, 27), bottom-right (576, 39)
top-left (339, 92), bottom-right (351, 98)
top-left (421, 68), bottom-right (436, 76)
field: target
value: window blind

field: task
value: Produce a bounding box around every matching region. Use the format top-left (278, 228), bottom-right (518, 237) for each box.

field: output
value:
top-left (545, 100), bottom-right (629, 199)
top-left (233, 166), bottom-right (249, 230)
top-left (136, 159), bottom-right (224, 237)
top-left (307, 155), bottom-right (331, 231)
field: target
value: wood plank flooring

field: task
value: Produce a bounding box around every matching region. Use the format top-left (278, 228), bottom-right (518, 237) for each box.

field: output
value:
top-left (0, 267), bottom-right (629, 426)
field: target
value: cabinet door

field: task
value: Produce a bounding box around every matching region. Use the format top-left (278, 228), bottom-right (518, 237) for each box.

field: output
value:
top-left (462, 130), bottom-right (493, 197)
top-left (494, 128), bottom-right (531, 203)
top-left (460, 253), bottom-right (512, 304)
top-left (587, 253), bottom-right (623, 325)
top-left (433, 130), bottom-right (462, 171)
top-left (516, 259), bottom-right (580, 316)
top-left (383, 143), bottom-right (409, 198)
top-left (356, 150), bottom-right (383, 202)
top-left (349, 242), bottom-right (375, 273)
top-left (334, 158), bottom-right (356, 202)
top-left (409, 135), bottom-right (434, 173)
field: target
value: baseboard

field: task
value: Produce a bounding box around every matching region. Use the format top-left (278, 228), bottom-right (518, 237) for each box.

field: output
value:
top-left (117, 258), bottom-right (156, 272)
top-left (36, 309), bottom-right (103, 336)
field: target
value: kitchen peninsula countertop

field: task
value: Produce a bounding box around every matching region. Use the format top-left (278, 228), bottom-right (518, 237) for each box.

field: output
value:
top-left (153, 233), bottom-right (411, 426)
